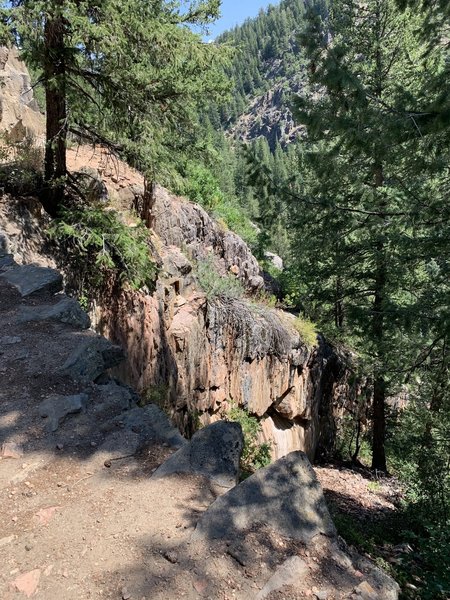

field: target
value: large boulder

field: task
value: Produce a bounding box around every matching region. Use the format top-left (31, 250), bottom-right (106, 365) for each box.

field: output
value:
top-left (194, 450), bottom-right (335, 543)
top-left (62, 335), bottom-right (125, 382)
top-left (193, 451), bottom-right (399, 600)
top-left (153, 421), bottom-right (243, 490)
top-left (109, 404), bottom-right (187, 449)
top-left (0, 264), bottom-right (63, 297)
top-left (17, 297), bottom-right (90, 329)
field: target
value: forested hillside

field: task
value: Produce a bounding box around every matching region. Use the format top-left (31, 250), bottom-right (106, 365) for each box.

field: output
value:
top-left (215, 0), bottom-right (307, 146)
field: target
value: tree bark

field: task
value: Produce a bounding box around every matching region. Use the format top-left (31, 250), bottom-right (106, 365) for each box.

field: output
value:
top-left (43, 1), bottom-right (67, 216)
top-left (335, 276), bottom-right (344, 328)
top-left (371, 162), bottom-right (388, 472)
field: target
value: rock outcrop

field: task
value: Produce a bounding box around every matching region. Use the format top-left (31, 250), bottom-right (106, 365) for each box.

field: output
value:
top-left (230, 79), bottom-right (304, 150)
top-left (0, 47), bottom-right (45, 143)
top-left (94, 183), bottom-right (354, 461)
top-left (151, 184), bottom-right (264, 292)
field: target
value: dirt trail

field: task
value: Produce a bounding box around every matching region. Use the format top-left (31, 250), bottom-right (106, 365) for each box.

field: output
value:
top-left (0, 272), bottom-right (224, 600)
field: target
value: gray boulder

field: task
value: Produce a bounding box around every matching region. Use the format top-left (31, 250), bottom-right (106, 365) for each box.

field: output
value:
top-left (73, 167), bottom-right (108, 203)
top-left (153, 420), bottom-right (243, 489)
top-left (0, 253), bottom-right (16, 271)
top-left (39, 393), bottom-right (89, 432)
top-left (108, 404), bottom-right (186, 449)
top-left (193, 451), bottom-right (336, 542)
top-left (94, 380), bottom-right (136, 415)
top-left (17, 297), bottom-right (90, 329)
top-left (0, 264), bottom-right (63, 297)
top-left (62, 336), bottom-right (125, 382)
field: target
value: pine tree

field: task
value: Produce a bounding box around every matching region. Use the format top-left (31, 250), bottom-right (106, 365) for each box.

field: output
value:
top-left (292, 0), bottom-right (448, 470)
top-left (3, 0), bottom-right (227, 215)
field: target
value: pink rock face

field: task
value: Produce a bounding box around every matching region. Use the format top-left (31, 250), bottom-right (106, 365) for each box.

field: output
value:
top-left (11, 569), bottom-right (41, 597)
top-left (94, 186), bottom-right (354, 462)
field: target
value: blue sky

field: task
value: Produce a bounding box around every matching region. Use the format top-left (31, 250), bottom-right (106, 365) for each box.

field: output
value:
top-left (206, 0), bottom-right (280, 39)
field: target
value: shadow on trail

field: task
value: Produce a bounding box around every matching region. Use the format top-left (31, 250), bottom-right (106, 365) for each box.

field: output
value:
top-left (0, 277), bottom-right (182, 482)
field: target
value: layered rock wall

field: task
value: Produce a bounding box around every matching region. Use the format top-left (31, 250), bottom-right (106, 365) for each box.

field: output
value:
top-left (0, 47), bottom-right (45, 144)
top-left (94, 186), bottom-right (353, 461)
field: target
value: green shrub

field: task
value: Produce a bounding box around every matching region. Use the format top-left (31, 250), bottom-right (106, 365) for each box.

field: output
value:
top-left (184, 162), bottom-right (224, 210)
top-left (0, 134), bottom-right (44, 196)
top-left (226, 403), bottom-right (271, 477)
top-left (140, 384), bottom-right (169, 411)
top-left (294, 316), bottom-right (318, 348)
top-left (196, 254), bottom-right (244, 300)
top-left (48, 206), bottom-right (157, 298)
top-left (183, 162), bottom-right (258, 249)
top-left (212, 199), bottom-right (258, 248)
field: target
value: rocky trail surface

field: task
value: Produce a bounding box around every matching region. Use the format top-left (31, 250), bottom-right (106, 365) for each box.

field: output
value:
top-left (0, 257), bottom-right (399, 600)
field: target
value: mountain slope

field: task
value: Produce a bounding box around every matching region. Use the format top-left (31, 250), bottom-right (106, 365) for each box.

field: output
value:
top-left (216, 0), bottom-right (308, 149)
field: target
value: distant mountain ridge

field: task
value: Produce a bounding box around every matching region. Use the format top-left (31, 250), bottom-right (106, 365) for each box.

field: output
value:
top-left (216, 0), bottom-right (307, 150)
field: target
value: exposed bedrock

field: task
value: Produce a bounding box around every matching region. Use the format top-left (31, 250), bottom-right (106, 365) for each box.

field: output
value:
top-left (94, 186), bottom-right (354, 462)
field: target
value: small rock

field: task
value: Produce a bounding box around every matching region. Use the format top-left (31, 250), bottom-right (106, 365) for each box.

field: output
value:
top-left (1, 442), bottom-right (23, 459)
top-left (314, 590), bottom-right (330, 600)
top-left (256, 556), bottom-right (308, 599)
top-left (11, 569), bottom-right (41, 598)
top-left (163, 550), bottom-right (178, 564)
top-left (405, 583), bottom-right (418, 591)
top-left (122, 587), bottom-right (132, 600)
top-left (193, 579), bottom-right (208, 594)
top-left (0, 534), bottom-right (16, 547)
top-left (39, 393), bottom-right (89, 432)
top-left (354, 581), bottom-right (377, 600)
top-left (35, 506), bottom-right (61, 526)
top-left (56, 443), bottom-right (64, 450)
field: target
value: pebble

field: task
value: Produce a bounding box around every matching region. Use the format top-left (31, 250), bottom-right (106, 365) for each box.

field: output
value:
top-left (122, 587), bottom-right (131, 600)
top-left (163, 550), bottom-right (178, 564)
top-left (56, 443), bottom-right (64, 450)
top-left (1, 442), bottom-right (24, 459)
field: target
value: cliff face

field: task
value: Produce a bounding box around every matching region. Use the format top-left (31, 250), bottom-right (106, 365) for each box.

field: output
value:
top-left (0, 47), bottom-right (45, 143)
top-left (230, 79), bottom-right (303, 151)
top-left (92, 184), bottom-right (352, 461)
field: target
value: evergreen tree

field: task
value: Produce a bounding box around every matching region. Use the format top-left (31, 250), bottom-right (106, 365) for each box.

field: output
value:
top-left (2, 0), bottom-right (227, 215)
top-left (291, 0), bottom-right (448, 470)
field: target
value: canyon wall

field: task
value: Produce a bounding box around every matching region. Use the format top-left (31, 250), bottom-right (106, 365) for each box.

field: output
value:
top-left (94, 185), bottom-right (354, 461)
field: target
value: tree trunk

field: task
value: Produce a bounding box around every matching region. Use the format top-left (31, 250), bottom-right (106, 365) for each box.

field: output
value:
top-left (43, 2), bottom-right (67, 216)
top-left (335, 276), bottom-right (344, 328)
top-left (372, 373), bottom-right (387, 471)
top-left (371, 162), bottom-right (388, 472)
